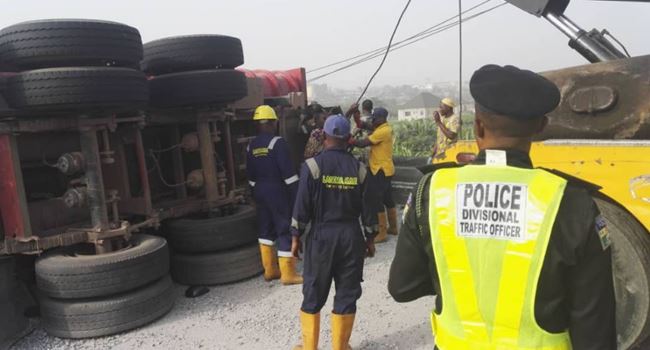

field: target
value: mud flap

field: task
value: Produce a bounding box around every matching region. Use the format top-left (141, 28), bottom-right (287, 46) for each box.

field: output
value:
top-left (0, 256), bottom-right (33, 350)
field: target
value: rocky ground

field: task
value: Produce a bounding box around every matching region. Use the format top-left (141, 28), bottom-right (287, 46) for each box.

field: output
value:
top-left (12, 233), bottom-right (436, 350)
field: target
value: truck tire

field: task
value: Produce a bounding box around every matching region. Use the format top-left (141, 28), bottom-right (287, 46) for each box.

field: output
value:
top-left (148, 69), bottom-right (247, 108)
top-left (594, 197), bottom-right (650, 349)
top-left (142, 35), bottom-right (243, 74)
top-left (40, 275), bottom-right (175, 339)
top-left (171, 244), bottom-right (263, 286)
top-left (5, 67), bottom-right (148, 111)
top-left (165, 205), bottom-right (258, 253)
top-left (392, 166), bottom-right (422, 205)
top-left (392, 156), bottom-right (429, 167)
top-left (35, 234), bottom-right (169, 299)
top-left (0, 19), bottom-right (142, 70)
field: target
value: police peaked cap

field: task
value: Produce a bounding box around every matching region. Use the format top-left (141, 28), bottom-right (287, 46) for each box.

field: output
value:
top-left (470, 64), bottom-right (561, 120)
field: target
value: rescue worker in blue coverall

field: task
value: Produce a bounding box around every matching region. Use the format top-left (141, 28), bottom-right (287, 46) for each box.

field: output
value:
top-left (247, 105), bottom-right (302, 285)
top-left (291, 115), bottom-right (378, 350)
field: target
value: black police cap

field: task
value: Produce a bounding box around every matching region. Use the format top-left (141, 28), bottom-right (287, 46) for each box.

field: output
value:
top-left (470, 64), bottom-right (560, 120)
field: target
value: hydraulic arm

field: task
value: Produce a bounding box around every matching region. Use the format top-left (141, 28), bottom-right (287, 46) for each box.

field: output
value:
top-left (506, 0), bottom-right (628, 62)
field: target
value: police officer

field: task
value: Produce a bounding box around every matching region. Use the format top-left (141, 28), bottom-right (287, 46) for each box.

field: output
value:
top-left (350, 107), bottom-right (398, 242)
top-left (291, 115), bottom-right (377, 350)
top-left (388, 65), bottom-right (615, 349)
top-left (247, 105), bottom-right (302, 285)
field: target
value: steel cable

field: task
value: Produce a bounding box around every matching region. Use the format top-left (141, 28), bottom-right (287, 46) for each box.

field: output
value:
top-left (355, 0), bottom-right (414, 104)
top-left (309, 2), bottom-right (507, 82)
top-left (307, 0), bottom-right (494, 74)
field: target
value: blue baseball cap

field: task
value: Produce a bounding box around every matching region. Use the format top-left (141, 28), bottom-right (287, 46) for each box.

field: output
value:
top-left (371, 107), bottom-right (389, 119)
top-left (323, 114), bottom-right (351, 139)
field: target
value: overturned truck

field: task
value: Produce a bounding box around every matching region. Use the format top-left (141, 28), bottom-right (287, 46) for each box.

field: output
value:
top-left (0, 19), bottom-right (307, 347)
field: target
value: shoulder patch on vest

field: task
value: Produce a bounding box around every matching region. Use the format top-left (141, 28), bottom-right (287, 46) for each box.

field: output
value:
top-left (305, 158), bottom-right (320, 180)
top-left (402, 192), bottom-right (413, 224)
top-left (595, 215), bottom-right (611, 250)
top-left (415, 172), bottom-right (434, 238)
top-left (538, 167), bottom-right (601, 192)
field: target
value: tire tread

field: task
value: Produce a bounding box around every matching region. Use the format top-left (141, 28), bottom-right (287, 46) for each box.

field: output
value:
top-left (171, 244), bottom-right (262, 285)
top-left (36, 234), bottom-right (169, 299)
top-left (40, 275), bottom-right (175, 339)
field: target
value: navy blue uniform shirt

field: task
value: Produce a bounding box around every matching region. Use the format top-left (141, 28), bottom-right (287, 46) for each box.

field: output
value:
top-left (246, 132), bottom-right (299, 198)
top-left (292, 147), bottom-right (376, 238)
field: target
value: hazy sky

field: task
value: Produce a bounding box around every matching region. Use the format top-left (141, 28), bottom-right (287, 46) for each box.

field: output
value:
top-left (3, 0), bottom-right (650, 88)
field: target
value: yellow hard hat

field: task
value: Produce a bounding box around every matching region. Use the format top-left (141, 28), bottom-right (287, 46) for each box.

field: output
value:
top-left (441, 98), bottom-right (456, 108)
top-left (253, 105), bottom-right (278, 121)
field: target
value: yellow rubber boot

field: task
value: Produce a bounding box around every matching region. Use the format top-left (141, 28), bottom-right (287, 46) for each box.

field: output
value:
top-left (259, 244), bottom-right (281, 281)
top-left (387, 207), bottom-right (399, 236)
top-left (375, 212), bottom-right (388, 243)
top-left (331, 313), bottom-right (355, 350)
top-left (279, 257), bottom-right (303, 285)
top-left (293, 311), bottom-right (320, 350)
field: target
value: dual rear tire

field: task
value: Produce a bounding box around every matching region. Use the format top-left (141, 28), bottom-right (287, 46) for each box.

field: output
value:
top-left (0, 19), bottom-right (143, 70)
top-left (0, 20), bottom-right (147, 114)
top-left (35, 234), bottom-right (174, 339)
top-left (164, 205), bottom-right (263, 286)
top-left (5, 67), bottom-right (148, 112)
top-left (144, 35), bottom-right (247, 109)
top-left (39, 276), bottom-right (174, 339)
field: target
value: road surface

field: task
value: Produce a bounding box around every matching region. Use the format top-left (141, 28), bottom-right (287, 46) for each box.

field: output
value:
top-left (13, 232), bottom-right (436, 350)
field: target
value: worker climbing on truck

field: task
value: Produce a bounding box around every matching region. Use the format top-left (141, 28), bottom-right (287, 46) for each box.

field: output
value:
top-left (247, 105), bottom-right (303, 285)
top-left (291, 114), bottom-right (377, 350)
top-left (388, 64), bottom-right (616, 350)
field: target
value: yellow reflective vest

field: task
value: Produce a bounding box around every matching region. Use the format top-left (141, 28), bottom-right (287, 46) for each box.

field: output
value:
top-left (428, 164), bottom-right (572, 350)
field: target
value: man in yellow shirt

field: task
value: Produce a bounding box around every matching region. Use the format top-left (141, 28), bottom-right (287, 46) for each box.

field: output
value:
top-left (432, 97), bottom-right (460, 162)
top-left (350, 107), bottom-right (397, 243)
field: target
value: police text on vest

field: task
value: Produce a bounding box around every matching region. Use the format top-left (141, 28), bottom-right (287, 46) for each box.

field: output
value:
top-left (455, 182), bottom-right (528, 242)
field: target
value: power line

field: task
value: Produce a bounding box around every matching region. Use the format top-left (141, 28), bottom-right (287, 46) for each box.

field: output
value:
top-left (310, 3), bottom-right (506, 82)
top-left (309, 3), bottom-right (505, 82)
top-left (356, 0), bottom-right (413, 104)
top-left (310, 21), bottom-right (459, 82)
top-left (307, 0), bottom-right (494, 74)
top-left (310, 2), bottom-right (506, 82)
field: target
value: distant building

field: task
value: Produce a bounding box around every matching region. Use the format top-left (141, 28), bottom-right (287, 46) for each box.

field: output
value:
top-left (397, 92), bottom-right (441, 121)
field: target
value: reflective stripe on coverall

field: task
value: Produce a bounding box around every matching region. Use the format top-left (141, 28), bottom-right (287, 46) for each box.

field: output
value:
top-left (292, 149), bottom-right (374, 314)
top-left (247, 133), bottom-right (298, 256)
